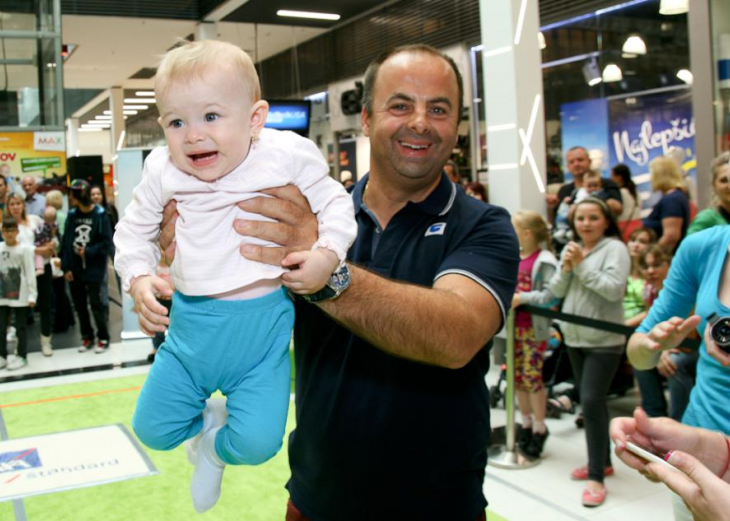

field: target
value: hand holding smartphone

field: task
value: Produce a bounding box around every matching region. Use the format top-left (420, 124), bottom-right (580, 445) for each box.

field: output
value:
top-left (625, 441), bottom-right (679, 472)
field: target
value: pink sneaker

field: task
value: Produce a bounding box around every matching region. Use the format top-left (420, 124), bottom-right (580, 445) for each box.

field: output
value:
top-left (582, 485), bottom-right (607, 507)
top-left (570, 465), bottom-right (614, 481)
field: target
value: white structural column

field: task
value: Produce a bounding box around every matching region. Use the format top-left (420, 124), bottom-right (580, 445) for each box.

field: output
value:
top-left (479, 0), bottom-right (546, 215)
top-left (109, 87), bottom-right (125, 155)
top-left (66, 117), bottom-right (79, 157)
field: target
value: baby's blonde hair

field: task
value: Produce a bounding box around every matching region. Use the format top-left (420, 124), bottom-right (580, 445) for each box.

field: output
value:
top-left (155, 40), bottom-right (261, 102)
top-left (513, 210), bottom-right (550, 246)
top-left (45, 189), bottom-right (64, 210)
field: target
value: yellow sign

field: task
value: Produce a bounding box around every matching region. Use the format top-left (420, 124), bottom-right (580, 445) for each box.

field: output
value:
top-left (0, 131), bottom-right (67, 181)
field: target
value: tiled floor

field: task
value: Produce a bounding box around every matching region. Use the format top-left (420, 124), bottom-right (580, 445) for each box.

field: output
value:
top-left (0, 340), bottom-right (676, 520)
top-left (483, 368), bottom-right (675, 521)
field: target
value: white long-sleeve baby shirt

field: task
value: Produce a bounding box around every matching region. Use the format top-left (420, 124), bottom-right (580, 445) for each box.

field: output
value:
top-left (114, 128), bottom-right (357, 296)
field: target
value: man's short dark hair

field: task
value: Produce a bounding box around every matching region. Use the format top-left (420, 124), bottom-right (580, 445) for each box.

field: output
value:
top-left (2, 217), bottom-right (18, 231)
top-left (567, 146), bottom-right (589, 157)
top-left (361, 44), bottom-right (464, 123)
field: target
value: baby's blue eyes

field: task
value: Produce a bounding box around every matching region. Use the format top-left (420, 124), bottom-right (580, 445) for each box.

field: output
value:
top-left (205, 113), bottom-right (218, 122)
top-left (170, 119), bottom-right (183, 128)
top-left (167, 114), bottom-right (218, 127)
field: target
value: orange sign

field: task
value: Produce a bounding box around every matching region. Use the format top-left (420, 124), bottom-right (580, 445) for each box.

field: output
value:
top-left (0, 131), bottom-right (67, 181)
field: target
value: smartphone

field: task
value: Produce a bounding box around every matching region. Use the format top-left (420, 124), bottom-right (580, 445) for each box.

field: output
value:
top-left (625, 441), bottom-right (678, 472)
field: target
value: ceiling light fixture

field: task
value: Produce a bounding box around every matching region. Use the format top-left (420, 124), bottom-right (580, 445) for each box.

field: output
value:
top-left (538, 32), bottom-right (547, 50)
top-left (276, 9), bottom-right (340, 21)
top-left (602, 63), bottom-right (623, 82)
top-left (676, 69), bottom-right (693, 84)
top-left (78, 128), bottom-right (104, 132)
top-left (123, 105), bottom-right (149, 110)
top-left (659, 0), bottom-right (688, 15)
top-left (95, 115), bottom-right (112, 120)
top-left (135, 91), bottom-right (155, 96)
top-left (123, 98), bottom-right (156, 104)
top-left (622, 35), bottom-right (647, 55)
top-left (582, 59), bottom-right (603, 86)
top-left (123, 110), bottom-right (138, 115)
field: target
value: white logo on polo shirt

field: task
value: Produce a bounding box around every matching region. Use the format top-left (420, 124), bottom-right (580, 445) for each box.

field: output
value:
top-left (425, 222), bottom-right (447, 236)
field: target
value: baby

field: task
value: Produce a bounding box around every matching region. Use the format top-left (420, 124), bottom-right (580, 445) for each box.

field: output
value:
top-left (34, 206), bottom-right (58, 276)
top-left (114, 40), bottom-right (356, 512)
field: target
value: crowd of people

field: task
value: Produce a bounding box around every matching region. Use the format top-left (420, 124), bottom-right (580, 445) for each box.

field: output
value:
top-left (0, 175), bottom-right (116, 370)
top-left (507, 146), bottom-right (730, 513)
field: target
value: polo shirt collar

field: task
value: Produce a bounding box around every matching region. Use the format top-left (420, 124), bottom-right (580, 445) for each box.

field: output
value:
top-left (353, 172), bottom-right (457, 217)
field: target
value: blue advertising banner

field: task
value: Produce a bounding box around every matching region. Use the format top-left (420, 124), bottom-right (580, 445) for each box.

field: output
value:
top-left (608, 89), bottom-right (696, 209)
top-left (560, 98), bottom-right (610, 180)
top-left (561, 88), bottom-right (696, 213)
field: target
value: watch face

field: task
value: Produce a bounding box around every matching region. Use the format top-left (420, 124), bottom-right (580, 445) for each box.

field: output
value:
top-left (329, 266), bottom-right (350, 291)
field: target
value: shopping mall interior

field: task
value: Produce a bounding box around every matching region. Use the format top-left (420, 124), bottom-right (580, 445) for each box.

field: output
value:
top-left (1, 0), bottom-right (729, 519)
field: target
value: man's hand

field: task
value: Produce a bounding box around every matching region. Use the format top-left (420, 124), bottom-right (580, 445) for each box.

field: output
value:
top-left (234, 185), bottom-right (318, 266)
top-left (159, 200), bottom-right (178, 265)
top-left (281, 249), bottom-right (338, 295)
top-left (28, 301), bottom-right (35, 308)
top-left (64, 271), bottom-right (73, 282)
top-left (130, 275), bottom-right (173, 336)
top-left (657, 350), bottom-right (679, 378)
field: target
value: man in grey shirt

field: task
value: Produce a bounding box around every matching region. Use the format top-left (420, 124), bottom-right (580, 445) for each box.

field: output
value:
top-left (22, 176), bottom-right (46, 217)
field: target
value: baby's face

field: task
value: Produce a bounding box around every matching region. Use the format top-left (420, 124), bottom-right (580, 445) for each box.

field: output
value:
top-left (584, 177), bottom-right (601, 194)
top-left (43, 208), bottom-right (56, 224)
top-left (157, 68), bottom-right (258, 182)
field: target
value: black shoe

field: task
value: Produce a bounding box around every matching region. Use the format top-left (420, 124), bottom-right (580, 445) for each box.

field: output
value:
top-left (517, 426), bottom-right (533, 452)
top-left (575, 413), bottom-right (584, 429)
top-left (524, 428), bottom-right (549, 458)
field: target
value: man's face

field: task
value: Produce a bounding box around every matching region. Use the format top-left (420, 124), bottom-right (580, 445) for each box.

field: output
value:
top-left (21, 177), bottom-right (37, 197)
top-left (361, 51), bottom-right (460, 186)
top-left (566, 149), bottom-right (590, 178)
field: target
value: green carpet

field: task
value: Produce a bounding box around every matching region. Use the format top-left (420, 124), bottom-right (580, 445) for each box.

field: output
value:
top-left (0, 374), bottom-right (509, 520)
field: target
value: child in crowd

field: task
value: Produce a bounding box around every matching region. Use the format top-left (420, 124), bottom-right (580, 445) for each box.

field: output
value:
top-left (0, 217), bottom-right (37, 371)
top-left (114, 40), bottom-right (357, 513)
top-left (510, 211), bottom-right (559, 458)
top-left (636, 245), bottom-right (698, 421)
top-left (34, 206), bottom-right (58, 276)
top-left (623, 227), bottom-right (657, 328)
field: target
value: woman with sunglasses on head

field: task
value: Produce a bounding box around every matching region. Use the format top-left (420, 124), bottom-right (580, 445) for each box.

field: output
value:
top-left (547, 196), bottom-right (631, 507)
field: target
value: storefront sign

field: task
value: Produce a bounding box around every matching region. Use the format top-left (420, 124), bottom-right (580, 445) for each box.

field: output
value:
top-left (0, 131), bottom-right (67, 180)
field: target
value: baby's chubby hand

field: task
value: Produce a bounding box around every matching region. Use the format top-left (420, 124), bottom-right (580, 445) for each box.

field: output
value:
top-left (129, 275), bottom-right (173, 336)
top-left (281, 249), bottom-right (339, 295)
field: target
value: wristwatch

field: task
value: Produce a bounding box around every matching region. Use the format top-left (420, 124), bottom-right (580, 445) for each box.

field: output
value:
top-left (707, 312), bottom-right (730, 353)
top-left (300, 264), bottom-right (351, 303)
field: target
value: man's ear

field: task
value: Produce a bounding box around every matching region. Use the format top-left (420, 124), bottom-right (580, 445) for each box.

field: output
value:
top-left (250, 100), bottom-right (269, 137)
top-left (361, 106), bottom-right (370, 137)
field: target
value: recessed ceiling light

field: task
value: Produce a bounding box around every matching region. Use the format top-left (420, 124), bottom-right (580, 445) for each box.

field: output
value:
top-left (123, 110), bottom-right (138, 115)
top-left (79, 128), bottom-right (104, 132)
top-left (135, 91), bottom-right (155, 96)
top-left (123, 105), bottom-right (149, 110)
top-left (123, 98), bottom-right (156, 104)
top-left (276, 9), bottom-right (340, 21)
top-left (95, 115), bottom-right (112, 120)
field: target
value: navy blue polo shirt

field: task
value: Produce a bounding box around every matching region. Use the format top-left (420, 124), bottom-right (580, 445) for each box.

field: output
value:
top-left (287, 173), bottom-right (519, 521)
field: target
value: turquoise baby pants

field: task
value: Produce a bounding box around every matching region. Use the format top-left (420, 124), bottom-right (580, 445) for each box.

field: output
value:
top-left (132, 288), bottom-right (294, 466)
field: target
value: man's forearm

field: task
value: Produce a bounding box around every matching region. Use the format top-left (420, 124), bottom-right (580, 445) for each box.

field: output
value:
top-left (317, 264), bottom-right (502, 369)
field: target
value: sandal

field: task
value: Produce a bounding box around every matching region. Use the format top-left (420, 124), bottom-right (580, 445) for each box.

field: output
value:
top-left (547, 395), bottom-right (575, 414)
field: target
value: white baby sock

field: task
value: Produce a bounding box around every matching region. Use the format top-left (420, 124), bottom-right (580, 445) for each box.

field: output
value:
top-left (190, 427), bottom-right (226, 513)
top-left (186, 397), bottom-right (228, 465)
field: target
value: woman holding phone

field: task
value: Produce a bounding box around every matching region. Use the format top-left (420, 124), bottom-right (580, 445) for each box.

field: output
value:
top-left (620, 224), bottom-right (730, 519)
